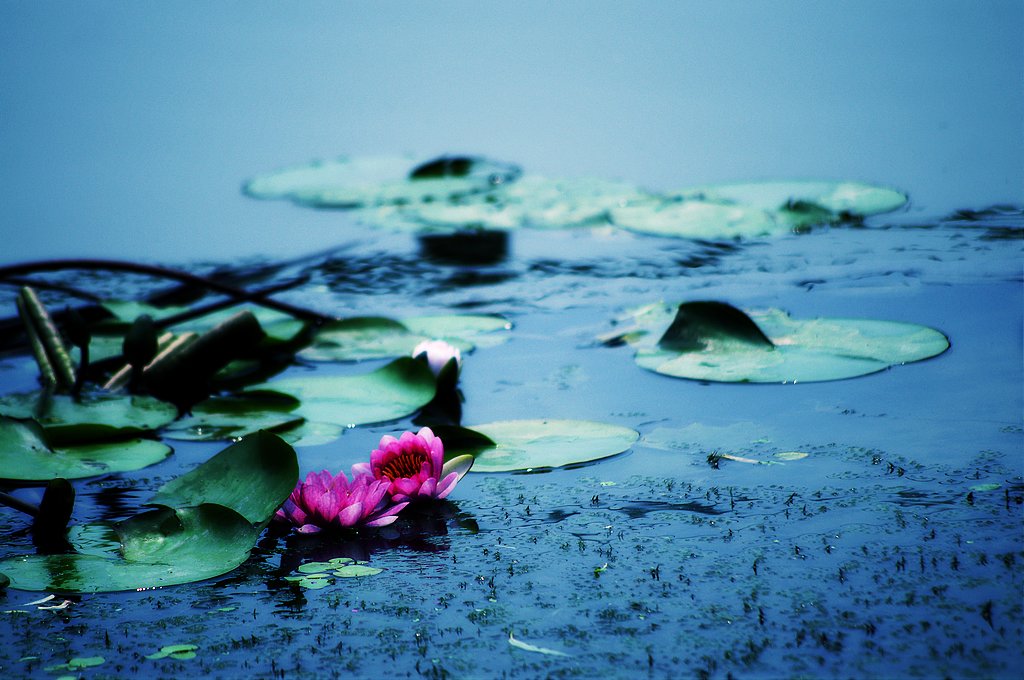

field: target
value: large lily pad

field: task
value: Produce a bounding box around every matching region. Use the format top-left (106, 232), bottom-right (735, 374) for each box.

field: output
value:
top-left (0, 416), bottom-right (172, 482)
top-left (620, 301), bottom-right (949, 383)
top-left (162, 392), bottom-right (304, 442)
top-left (247, 357), bottom-right (436, 429)
top-left (0, 393), bottom-right (178, 445)
top-left (363, 175), bottom-right (648, 232)
top-left (244, 155), bottom-right (521, 208)
top-left (0, 504), bottom-right (260, 593)
top-left (149, 430), bottom-right (299, 524)
top-left (298, 314), bottom-right (510, 362)
top-left (610, 200), bottom-right (786, 240)
top-left (677, 180), bottom-right (907, 218)
top-left (443, 419), bottom-right (639, 473)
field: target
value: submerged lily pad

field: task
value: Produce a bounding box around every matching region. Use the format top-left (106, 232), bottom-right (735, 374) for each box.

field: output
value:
top-left (248, 357), bottom-right (436, 428)
top-left (0, 504), bottom-right (260, 593)
top-left (0, 393), bottom-right (177, 445)
top-left (621, 301), bottom-right (949, 383)
top-left (149, 430), bottom-right (299, 524)
top-left (298, 314), bottom-right (510, 362)
top-left (162, 392), bottom-right (304, 442)
top-left (444, 419), bottom-right (639, 473)
top-left (244, 154), bottom-right (520, 208)
top-left (0, 417), bottom-right (171, 482)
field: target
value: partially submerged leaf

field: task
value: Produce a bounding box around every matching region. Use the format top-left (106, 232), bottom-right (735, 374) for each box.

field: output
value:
top-left (446, 419), bottom-right (638, 473)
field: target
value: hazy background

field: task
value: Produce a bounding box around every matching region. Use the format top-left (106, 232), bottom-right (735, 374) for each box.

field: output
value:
top-left (1, 0), bottom-right (1021, 264)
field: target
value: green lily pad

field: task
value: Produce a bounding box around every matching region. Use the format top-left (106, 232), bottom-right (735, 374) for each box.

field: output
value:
top-left (0, 417), bottom-right (172, 481)
top-left (678, 180), bottom-right (907, 218)
top-left (244, 154), bottom-right (520, 208)
top-left (622, 301), bottom-right (949, 383)
top-left (610, 199), bottom-right (786, 240)
top-left (149, 430), bottom-right (299, 524)
top-left (444, 419), bottom-right (639, 473)
top-left (0, 504), bottom-right (260, 593)
top-left (45, 656), bottom-right (105, 672)
top-left (0, 393), bottom-right (178, 446)
top-left (247, 357), bottom-right (436, 428)
top-left (363, 175), bottom-right (648, 232)
top-left (298, 314), bottom-right (509, 362)
top-left (162, 392), bottom-right (304, 442)
top-left (334, 564), bottom-right (383, 578)
top-left (146, 644), bottom-right (199, 660)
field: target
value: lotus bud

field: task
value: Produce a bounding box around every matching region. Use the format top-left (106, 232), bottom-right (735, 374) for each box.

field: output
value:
top-left (412, 340), bottom-right (461, 390)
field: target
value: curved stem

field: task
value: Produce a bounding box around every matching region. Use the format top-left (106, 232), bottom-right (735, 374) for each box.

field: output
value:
top-left (0, 258), bottom-right (334, 325)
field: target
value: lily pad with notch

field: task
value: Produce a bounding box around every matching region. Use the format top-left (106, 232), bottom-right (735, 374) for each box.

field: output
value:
top-left (619, 301), bottom-right (949, 383)
top-left (439, 419), bottom-right (639, 473)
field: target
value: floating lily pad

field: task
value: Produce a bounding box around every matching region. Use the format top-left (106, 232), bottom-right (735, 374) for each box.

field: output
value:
top-left (0, 393), bottom-right (177, 446)
top-left (621, 301), bottom-right (949, 383)
top-left (247, 357), bottom-right (436, 428)
top-left (0, 504), bottom-right (260, 593)
top-left (149, 430), bottom-right (299, 524)
top-left (334, 564), bottom-right (382, 578)
top-left (0, 417), bottom-right (172, 482)
top-left (162, 392), bottom-right (304, 442)
top-left (0, 433), bottom-right (297, 592)
top-left (364, 175), bottom-right (648, 232)
top-left (678, 180), bottom-right (908, 218)
top-left (146, 644), bottom-right (199, 661)
top-left (244, 155), bottom-right (520, 208)
top-left (610, 200), bottom-right (785, 240)
top-left (443, 419), bottom-right (639, 473)
top-left (298, 314), bottom-right (509, 362)
top-left (45, 656), bottom-right (105, 672)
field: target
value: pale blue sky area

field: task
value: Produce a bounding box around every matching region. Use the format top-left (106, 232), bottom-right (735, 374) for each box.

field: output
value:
top-left (1, 1), bottom-right (1021, 263)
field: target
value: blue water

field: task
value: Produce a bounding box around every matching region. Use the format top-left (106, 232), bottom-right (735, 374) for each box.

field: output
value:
top-left (0, 3), bottom-right (1022, 678)
top-left (1, 1), bottom-right (1021, 264)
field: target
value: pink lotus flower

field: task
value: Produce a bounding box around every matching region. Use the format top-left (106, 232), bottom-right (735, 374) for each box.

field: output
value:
top-left (353, 427), bottom-right (473, 504)
top-left (275, 468), bottom-right (408, 534)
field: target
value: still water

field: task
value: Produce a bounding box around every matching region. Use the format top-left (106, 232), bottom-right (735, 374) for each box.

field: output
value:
top-left (0, 2), bottom-right (1022, 678)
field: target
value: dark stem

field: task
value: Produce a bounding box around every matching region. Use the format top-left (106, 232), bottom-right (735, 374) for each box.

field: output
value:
top-left (0, 258), bottom-right (334, 325)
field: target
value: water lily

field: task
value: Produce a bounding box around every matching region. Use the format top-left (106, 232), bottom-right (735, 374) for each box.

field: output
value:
top-left (275, 468), bottom-right (408, 533)
top-left (353, 427), bottom-right (473, 504)
top-left (412, 340), bottom-right (461, 389)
